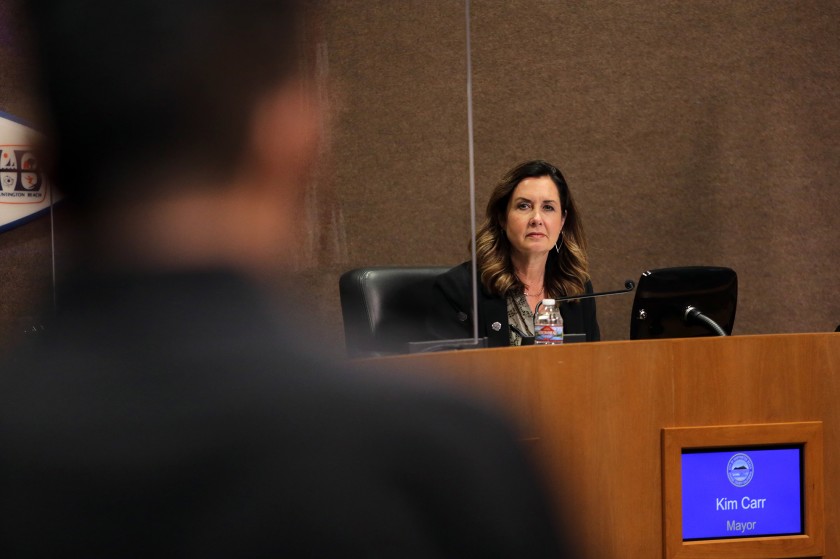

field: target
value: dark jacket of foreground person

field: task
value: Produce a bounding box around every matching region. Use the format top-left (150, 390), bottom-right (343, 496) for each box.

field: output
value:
top-left (0, 270), bottom-right (570, 557)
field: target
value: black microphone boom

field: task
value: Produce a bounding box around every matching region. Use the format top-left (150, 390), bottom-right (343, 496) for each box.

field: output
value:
top-left (552, 280), bottom-right (636, 303)
top-left (684, 305), bottom-right (728, 336)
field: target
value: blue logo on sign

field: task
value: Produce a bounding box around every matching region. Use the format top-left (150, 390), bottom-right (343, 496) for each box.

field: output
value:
top-left (727, 453), bottom-right (754, 487)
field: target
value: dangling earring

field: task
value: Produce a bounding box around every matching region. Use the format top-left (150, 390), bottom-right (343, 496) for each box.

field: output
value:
top-left (555, 232), bottom-right (563, 254)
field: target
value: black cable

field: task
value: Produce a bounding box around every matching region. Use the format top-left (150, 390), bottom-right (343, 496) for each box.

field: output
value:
top-left (684, 306), bottom-right (727, 336)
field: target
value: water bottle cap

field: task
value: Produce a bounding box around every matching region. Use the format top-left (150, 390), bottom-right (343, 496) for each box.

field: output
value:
top-left (542, 298), bottom-right (555, 305)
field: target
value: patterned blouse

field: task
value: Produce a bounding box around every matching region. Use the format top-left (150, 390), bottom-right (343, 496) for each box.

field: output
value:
top-left (506, 291), bottom-right (534, 346)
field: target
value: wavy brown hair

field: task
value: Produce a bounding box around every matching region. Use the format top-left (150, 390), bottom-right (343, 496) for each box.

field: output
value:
top-left (474, 160), bottom-right (590, 299)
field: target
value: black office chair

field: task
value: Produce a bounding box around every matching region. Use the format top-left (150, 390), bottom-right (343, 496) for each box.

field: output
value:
top-left (339, 266), bottom-right (450, 358)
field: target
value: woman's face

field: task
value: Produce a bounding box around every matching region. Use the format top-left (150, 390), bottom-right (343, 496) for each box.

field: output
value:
top-left (503, 176), bottom-right (566, 258)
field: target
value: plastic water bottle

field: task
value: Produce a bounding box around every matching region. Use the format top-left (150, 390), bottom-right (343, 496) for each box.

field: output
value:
top-left (534, 298), bottom-right (563, 345)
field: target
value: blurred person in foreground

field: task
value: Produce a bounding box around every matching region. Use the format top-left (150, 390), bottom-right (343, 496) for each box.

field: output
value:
top-left (0, 0), bottom-right (573, 557)
top-left (433, 160), bottom-right (599, 346)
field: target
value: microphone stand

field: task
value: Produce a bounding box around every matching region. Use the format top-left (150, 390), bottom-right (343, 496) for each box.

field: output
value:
top-left (684, 305), bottom-right (728, 336)
top-left (551, 280), bottom-right (636, 303)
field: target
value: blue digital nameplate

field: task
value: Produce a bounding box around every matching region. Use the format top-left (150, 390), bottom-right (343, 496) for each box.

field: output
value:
top-left (681, 447), bottom-right (803, 540)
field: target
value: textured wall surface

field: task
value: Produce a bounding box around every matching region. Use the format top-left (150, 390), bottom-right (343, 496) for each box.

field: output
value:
top-left (1, 1), bottom-right (838, 353)
top-left (318, 0), bottom-right (840, 344)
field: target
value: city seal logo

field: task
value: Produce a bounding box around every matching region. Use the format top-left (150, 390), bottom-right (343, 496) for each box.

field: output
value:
top-left (0, 111), bottom-right (60, 233)
top-left (727, 453), bottom-right (754, 487)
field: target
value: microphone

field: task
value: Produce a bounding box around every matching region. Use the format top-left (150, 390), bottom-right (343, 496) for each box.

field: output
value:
top-left (684, 305), bottom-right (728, 336)
top-left (551, 280), bottom-right (636, 303)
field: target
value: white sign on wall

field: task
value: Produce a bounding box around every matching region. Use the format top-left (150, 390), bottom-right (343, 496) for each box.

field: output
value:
top-left (0, 111), bottom-right (59, 233)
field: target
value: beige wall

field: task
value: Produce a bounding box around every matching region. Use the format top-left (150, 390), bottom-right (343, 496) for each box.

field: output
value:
top-left (316, 0), bottom-right (840, 344)
top-left (1, 1), bottom-right (838, 351)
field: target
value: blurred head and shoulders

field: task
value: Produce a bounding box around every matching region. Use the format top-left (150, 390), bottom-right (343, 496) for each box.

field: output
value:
top-left (11, 0), bottom-right (329, 358)
top-left (2, 3), bottom-right (573, 557)
top-left (28, 0), bottom-right (321, 284)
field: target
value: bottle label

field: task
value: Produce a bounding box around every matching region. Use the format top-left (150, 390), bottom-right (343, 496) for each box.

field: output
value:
top-left (535, 325), bottom-right (564, 344)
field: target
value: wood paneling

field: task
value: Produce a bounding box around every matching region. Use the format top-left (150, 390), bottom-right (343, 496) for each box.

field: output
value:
top-left (662, 422), bottom-right (824, 558)
top-left (364, 333), bottom-right (840, 558)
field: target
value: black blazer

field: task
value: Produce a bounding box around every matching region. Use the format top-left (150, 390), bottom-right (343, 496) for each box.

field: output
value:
top-left (431, 261), bottom-right (600, 347)
top-left (0, 270), bottom-right (569, 556)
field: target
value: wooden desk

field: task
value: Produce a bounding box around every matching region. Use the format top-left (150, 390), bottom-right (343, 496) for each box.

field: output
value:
top-left (362, 333), bottom-right (840, 559)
